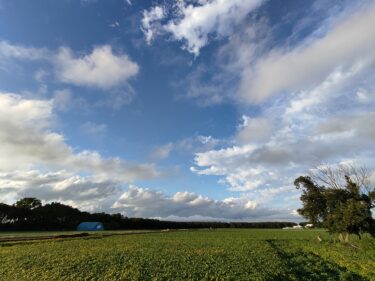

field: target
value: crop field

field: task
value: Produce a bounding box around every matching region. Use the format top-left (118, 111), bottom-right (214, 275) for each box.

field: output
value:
top-left (0, 229), bottom-right (374, 281)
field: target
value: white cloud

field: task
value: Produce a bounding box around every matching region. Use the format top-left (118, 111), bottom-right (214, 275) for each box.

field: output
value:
top-left (236, 116), bottom-right (272, 144)
top-left (0, 41), bottom-right (140, 95)
top-left (109, 21), bottom-right (120, 28)
top-left (151, 143), bottom-right (174, 160)
top-left (239, 3), bottom-right (375, 103)
top-left (150, 135), bottom-right (223, 160)
top-left (80, 122), bottom-right (107, 135)
top-left (179, 65), bottom-right (233, 105)
top-left (187, 3), bottom-right (375, 202)
top-left (0, 40), bottom-right (48, 60)
top-left (142, 0), bottom-right (265, 55)
top-left (316, 112), bottom-right (375, 140)
top-left (0, 92), bottom-right (298, 219)
top-left (141, 6), bottom-right (165, 44)
top-left (112, 185), bottom-right (297, 221)
top-left (53, 89), bottom-right (72, 111)
top-left (0, 170), bottom-right (121, 212)
top-left (95, 86), bottom-right (135, 110)
top-left (0, 170), bottom-right (298, 220)
top-left (34, 69), bottom-right (49, 82)
top-left (356, 88), bottom-right (375, 103)
top-left (191, 145), bottom-right (273, 191)
top-left (54, 45), bottom-right (139, 89)
top-left (191, 64), bottom-right (375, 196)
top-left (0, 92), bottom-right (157, 182)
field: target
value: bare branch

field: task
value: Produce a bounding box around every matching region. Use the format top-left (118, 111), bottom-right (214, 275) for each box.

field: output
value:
top-left (309, 163), bottom-right (374, 194)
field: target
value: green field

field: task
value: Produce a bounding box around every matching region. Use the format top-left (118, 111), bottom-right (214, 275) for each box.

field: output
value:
top-left (0, 229), bottom-right (374, 281)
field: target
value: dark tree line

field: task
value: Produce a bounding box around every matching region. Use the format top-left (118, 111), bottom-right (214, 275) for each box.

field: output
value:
top-left (0, 198), bottom-right (296, 231)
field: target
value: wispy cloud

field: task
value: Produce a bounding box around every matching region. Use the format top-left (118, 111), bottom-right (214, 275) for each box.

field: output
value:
top-left (141, 0), bottom-right (266, 55)
top-left (0, 40), bottom-right (49, 60)
top-left (141, 6), bottom-right (165, 44)
top-left (80, 122), bottom-right (107, 135)
top-left (150, 135), bottom-right (224, 160)
top-left (238, 2), bottom-right (375, 103)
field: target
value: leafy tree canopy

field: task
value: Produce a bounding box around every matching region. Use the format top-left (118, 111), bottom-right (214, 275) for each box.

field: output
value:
top-left (295, 164), bottom-right (375, 240)
top-left (14, 197), bottom-right (42, 209)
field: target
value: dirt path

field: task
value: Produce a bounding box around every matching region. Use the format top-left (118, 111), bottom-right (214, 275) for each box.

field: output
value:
top-left (0, 229), bottom-right (189, 243)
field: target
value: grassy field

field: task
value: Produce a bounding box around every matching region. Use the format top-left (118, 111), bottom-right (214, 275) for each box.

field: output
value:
top-left (0, 229), bottom-right (374, 281)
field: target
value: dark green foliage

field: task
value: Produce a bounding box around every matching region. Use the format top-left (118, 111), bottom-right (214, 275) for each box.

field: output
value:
top-left (14, 197), bottom-right (42, 209)
top-left (295, 175), bottom-right (375, 238)
top-left (294, 176), bottom-right (326, 225)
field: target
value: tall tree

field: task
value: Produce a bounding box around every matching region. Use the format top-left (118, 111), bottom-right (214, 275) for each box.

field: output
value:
top-left (294, 176), bottom-right (326, 226)
top-left (14, 198), bottom-right (42, 209)
top-left (295, 164), bottom-right (374, 241)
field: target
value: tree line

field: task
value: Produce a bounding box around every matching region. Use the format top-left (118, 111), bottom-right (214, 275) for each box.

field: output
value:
top-left (0, 198), bottom-right (296, 231)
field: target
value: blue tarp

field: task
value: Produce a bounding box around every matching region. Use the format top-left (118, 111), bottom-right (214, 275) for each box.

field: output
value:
top-left (77, 222), bottom-right (104, 231)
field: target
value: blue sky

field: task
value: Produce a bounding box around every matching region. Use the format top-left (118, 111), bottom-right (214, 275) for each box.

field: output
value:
top-left (0, 0), bottom-right (374, 221)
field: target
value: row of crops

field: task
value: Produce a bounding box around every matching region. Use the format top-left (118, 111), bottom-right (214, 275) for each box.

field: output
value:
top-left (0, 229), bottom-right (374, 280)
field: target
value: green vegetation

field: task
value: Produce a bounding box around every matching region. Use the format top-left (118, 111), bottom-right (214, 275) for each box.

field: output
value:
top-left (1, 229), bottom-right (374, 281)
top-left (295, 164), bottom-right (375, 240)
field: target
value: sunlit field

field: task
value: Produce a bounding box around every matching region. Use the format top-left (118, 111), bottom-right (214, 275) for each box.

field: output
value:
top-left (0, 229), bottom-right (374, 281)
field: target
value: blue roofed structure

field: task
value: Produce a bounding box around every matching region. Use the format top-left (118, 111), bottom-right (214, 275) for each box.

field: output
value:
top-left (77, 222), bottom-right (104, 231)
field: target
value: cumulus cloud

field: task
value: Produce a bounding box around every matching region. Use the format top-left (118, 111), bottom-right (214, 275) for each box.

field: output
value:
top-left (0, 92), bottom-right (157, 182)
top-left (0, 41), bottom-right (140, 95)
top-left (0, 170), bottom-right (121, 211)
top-left (0, 99), bottom-right (296, 219)
top-left (187, 3), bottom-right (375, 201)
top-left (239, 2), bottom-right (375, 103)
top-left (112, 185), bottom-right (296, 221)
top-left (0, 170), bottom-right (297, 220)
top-left (54, 45), bottom-right (139, 89)
top-left (191, 63), bottom-right (375, 193)
top-left (142, 0), bottom-right (265, 55)
top-left (191, 145), bottom-right (276, 191)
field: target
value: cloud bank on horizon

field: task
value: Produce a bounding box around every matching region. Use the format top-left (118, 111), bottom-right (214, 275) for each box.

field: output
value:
top-left (0, 0), bottom-right (374, 221)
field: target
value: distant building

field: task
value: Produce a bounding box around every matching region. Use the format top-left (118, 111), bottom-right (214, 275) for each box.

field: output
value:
top-left (292, 225), bottom-right (303, 229)
top-left (77, 222), bottom-right (104, 231)
top-left (283, 225), bottom-right (303, 230)
top-left (305, 224), bottom-right (314, 228)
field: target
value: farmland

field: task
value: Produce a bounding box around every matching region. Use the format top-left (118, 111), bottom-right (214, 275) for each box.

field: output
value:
top-left (0, 229), bottom-right (374, 281)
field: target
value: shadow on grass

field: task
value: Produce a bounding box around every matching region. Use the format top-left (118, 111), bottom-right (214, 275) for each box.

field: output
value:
top-left (265, 240), bottom-right (368, 281)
